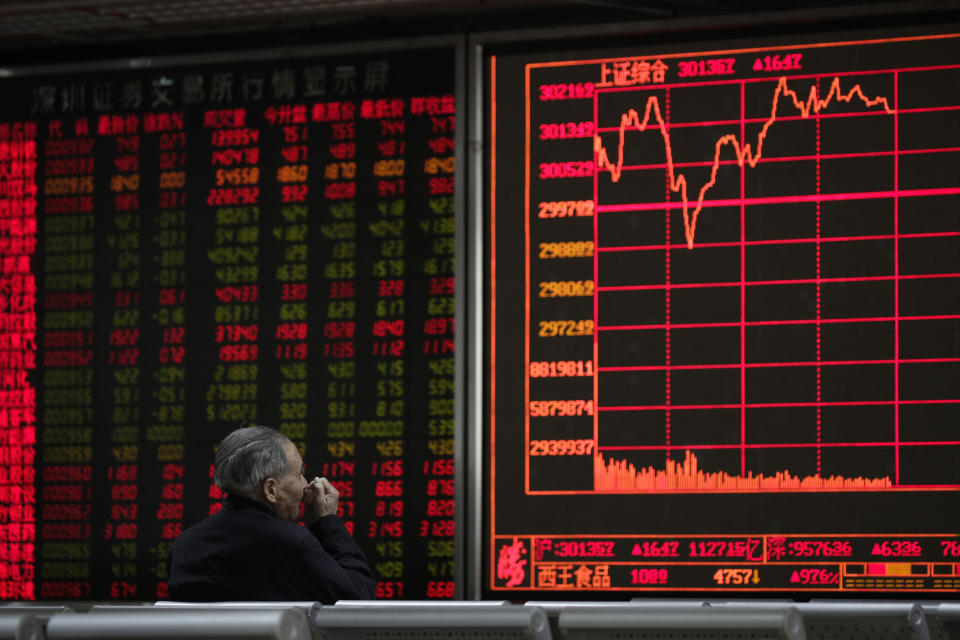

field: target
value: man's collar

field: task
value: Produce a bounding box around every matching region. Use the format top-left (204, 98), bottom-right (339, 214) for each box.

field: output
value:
top-left (224, 493), bottom-right (273, 515)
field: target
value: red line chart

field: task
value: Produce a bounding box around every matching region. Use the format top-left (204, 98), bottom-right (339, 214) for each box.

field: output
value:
top-left (578, 64), bottom-right (960, 492)
top-left (594, 76), bottom-right (894, 249)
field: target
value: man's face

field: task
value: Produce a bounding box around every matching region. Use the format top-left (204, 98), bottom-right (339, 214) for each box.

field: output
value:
top-left (272, 439), bottom-right (307, 521)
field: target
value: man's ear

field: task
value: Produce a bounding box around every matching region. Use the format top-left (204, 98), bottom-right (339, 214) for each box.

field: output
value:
top-left (262, 477), bottom-right (279, 504)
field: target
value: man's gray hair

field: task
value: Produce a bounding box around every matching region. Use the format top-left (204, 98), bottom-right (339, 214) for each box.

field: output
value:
top-left (213, 424), bottom-right (291, 495)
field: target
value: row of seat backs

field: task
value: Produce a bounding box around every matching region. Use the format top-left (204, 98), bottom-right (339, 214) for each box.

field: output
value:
top-left (0, 599), bottom-right (957, 640)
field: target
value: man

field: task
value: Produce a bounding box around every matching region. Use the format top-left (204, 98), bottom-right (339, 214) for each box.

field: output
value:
top-left (166, 425), bottom-right (376, 602)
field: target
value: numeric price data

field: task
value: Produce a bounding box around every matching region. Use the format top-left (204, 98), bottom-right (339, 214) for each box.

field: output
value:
top-left (0, 44), bottom-right (457, 601)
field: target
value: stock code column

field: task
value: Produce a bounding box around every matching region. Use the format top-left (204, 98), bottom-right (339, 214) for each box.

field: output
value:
top-left (37, 116), bottom-right (97, 600)
top-left (0, 46), bottom-right (457, 600)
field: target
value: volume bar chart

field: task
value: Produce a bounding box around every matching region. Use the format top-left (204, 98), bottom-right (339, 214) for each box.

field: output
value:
top-left (523, 35), bottom-right (960, 494)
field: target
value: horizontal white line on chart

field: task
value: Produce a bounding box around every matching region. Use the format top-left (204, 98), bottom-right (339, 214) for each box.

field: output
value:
top-left (597, 231), bottom-right (960, 253)
top-left (598, 440), bottom-right (960, 451)
top-left (596, 272), bottom-right (960, 292)
top-left (599, 399), bottom-right (960, 411)
top-left (595, 186), bottom-right (960, 213)
top-left (597, 357), bottom-right (960, 373)
top-left (596, 314), bottom-right (960, 331)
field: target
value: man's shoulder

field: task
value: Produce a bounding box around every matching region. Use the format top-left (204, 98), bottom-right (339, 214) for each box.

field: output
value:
top-left (178, 505), bottom-right (311, 544)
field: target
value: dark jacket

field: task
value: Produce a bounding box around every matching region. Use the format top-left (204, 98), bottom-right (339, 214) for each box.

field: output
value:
top-left (166, 494), bottom-right (376, 602)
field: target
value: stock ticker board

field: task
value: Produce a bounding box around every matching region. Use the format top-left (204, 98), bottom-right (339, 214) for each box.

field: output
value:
top-left (488, 26), bottom-right (960, 595)
top-left (0, 45), bottom-right (457, 600)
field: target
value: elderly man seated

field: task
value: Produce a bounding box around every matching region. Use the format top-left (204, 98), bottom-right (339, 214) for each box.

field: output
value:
top-left (166, 424), bottom-right (376, 602)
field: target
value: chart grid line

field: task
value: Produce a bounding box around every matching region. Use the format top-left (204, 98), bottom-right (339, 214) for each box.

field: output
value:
top-left (599, 399), bottom-right (960, 411)
top-left (815, 76), bottom-right (824, 476)
top-left (593, 74), bottom-right (601, 473)
top-left (596, 186), bottom-right (960, 213)
top-left (598, 357), bottom-right (960, 372)
top-left (598, 441), bottom-right (960, 451)
top-left (664, 85), bottom-right (673, 466)
top-left (894, 69), bottom-right (902, 485)
top-left (597, 272), bottom-right (960, 293)
top-left (597, 230), bottom-right (960, 253)
top-left (739, 78), bottom-right (747, 475)
top-left (598, 315), bottom-right (960, 331)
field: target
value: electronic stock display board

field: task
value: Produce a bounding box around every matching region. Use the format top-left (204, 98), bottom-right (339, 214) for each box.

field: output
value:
top-left (487, 24), bottom-right (960, 595)
top-left (0, 42), bottom-right (458, 600)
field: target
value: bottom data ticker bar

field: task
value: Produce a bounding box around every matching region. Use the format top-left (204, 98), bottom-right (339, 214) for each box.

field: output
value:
top-left (492, 535), bottom-right (960, 591)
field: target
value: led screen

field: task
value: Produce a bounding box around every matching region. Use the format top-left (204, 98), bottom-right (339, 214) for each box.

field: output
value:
top-left (0, 44), bottom-right (457, 600)
top-left (487, 25), bottom-right (960, 595)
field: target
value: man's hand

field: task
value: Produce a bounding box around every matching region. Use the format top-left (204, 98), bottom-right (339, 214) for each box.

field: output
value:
top-left (303, 476), bottom-right (339, 519)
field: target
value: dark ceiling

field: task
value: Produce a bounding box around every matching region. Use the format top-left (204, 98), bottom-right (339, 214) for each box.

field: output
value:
top-left (0, 0), bottom-right (956, 63)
